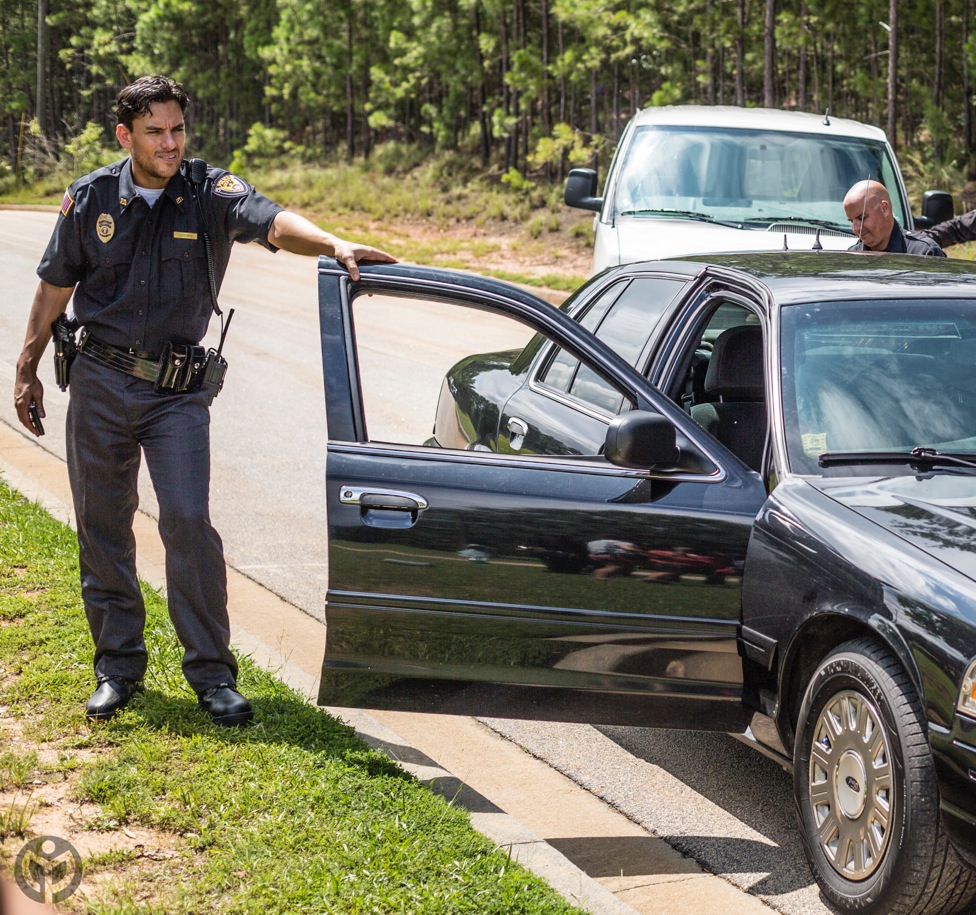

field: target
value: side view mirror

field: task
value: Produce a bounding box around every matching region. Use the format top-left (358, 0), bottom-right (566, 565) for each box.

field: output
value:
top-left (564, 168), bottom-right (603, 213)
top-left (604, 411), bottom-right (679, 469)
top-left (915, 190), bottom-right (954, 229)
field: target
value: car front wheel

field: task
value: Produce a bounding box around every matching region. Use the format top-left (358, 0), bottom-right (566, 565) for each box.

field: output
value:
top-left (794, 638), bottom-right (976, 914)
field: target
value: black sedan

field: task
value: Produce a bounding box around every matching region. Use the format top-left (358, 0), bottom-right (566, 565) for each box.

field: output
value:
top-left (315, 252), bottom-right (976, 914)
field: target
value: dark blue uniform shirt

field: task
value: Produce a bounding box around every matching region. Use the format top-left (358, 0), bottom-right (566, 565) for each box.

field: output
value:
top-left (38, 157), bottom-right (283, 353)
top-left (849, 221), bottom-right (947, 257)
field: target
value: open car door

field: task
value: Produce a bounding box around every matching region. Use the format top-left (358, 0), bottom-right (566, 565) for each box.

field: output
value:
top-left (316, 259), bottom-right (767, 731)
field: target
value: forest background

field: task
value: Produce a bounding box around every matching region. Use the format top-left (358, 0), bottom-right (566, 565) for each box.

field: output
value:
top-left (2, 0), bottom-right (976, 276)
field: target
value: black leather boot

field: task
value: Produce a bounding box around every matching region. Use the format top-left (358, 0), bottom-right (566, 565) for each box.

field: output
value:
top-left (86, 676), bottom-right (143, 721)
top-left (197, 684), bottom-right (253, 727)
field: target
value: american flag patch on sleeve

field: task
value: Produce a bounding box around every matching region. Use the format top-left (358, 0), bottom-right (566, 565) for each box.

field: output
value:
top-left (60, 190), bottom-right (74, 217)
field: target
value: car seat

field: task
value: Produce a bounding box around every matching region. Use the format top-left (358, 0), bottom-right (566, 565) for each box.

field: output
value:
top-left (690, 325), bottom-right (766, 471)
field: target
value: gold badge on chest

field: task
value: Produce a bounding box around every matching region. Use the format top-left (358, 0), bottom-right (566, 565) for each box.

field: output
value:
top-left (96, 213), bottom-right (115, 244)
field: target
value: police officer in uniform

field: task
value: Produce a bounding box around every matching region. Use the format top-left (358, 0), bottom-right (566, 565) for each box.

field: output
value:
top-left (13, 75), bottom-right (396, 726)
top-left (843, 179), bottom-right (946, 256)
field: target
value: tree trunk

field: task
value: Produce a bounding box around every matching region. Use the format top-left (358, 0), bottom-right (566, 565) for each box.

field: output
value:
top-left (474, 2), bottom-right (491, 167)
top-left (541, 0), bottom-right (551, 137)
top-left (798, 0), bottom-right (808, 111)
top-left (612, 59), bottom-right (620, 136)
top-left (886, 0), bottom-right (897, 147)
top-left (559, 21), bottom-right (567, 124)
top-left (735, 0), bottom-right (746, 106)
top-left (345, 16), bottom-right (355, 161)
top-left (590, 68), bottom-right (598, 169)
top-left (36, 0), bottom-right (48, 136)
top-left (500, 5), bottom-right (512, 171)
top-left (965, 4), bottom-right (973, 154)
top-left (764, 0), bottom-right (776, 108)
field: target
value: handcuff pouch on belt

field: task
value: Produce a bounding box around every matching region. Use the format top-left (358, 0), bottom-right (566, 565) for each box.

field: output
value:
top-left (51, 314), bottom-right (79, 392)
top-left (154, 343), bottom-right (227, 404)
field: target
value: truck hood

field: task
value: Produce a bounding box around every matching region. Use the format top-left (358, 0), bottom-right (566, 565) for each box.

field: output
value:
top-left (814, 474), bottom-right (976, 582)
top-left (612, 216), bottom-right (854, 263)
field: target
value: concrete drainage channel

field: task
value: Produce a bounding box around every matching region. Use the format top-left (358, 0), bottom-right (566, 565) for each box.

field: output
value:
top-left (0, 420), bottom-right (770, 915)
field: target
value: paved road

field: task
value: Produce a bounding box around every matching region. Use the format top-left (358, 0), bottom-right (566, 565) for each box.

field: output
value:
top-left (0, 208), bottom-right (889, 914)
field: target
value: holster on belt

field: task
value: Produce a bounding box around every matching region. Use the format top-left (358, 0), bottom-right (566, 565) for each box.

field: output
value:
top-left (51, 314), bottom-right (79, 391)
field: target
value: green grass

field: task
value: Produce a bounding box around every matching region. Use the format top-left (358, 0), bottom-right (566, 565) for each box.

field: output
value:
top-left (0, 480), bottom-right (584, 914)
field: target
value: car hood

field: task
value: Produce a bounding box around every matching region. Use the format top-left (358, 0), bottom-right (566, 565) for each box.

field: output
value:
top-left (612, 216), bottom-right (854, 263)
top-left (813, 474), bottom-right (976, 581)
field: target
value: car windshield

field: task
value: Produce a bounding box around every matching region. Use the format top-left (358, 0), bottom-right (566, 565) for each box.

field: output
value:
top-left (612, 125), bottom-right (905, 234)
top-left (781, 299), bottom-right (976, 474)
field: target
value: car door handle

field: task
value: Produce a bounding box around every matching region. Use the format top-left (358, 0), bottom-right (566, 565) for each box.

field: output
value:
top-left (508, 417), bottom-right (528, 451)
top-left (339, 486), bottom-right (429, 530)
top-left (339, 486), bottom-right (429, 511)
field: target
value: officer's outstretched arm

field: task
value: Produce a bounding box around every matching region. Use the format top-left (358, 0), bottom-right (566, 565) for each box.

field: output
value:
top-left (267, 210), bottom-right (396, 281)
top-left (15, 281), bottom-right (74, 435)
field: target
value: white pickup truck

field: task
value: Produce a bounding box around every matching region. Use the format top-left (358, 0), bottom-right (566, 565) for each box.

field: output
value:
top-left (566, 105), bottom-right (953, 273)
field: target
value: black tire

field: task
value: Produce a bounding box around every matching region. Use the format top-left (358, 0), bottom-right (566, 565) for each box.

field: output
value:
top-left (793, 638), bottom-right (976, 915)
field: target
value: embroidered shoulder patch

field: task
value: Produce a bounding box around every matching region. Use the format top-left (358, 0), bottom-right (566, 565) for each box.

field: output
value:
top-left (213, 174), bottom-right (248, 197)
top-left (60, 190), bottom-right (74, 217)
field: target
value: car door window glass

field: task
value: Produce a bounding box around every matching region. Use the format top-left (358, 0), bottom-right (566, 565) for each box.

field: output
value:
top-left (349, 292), bottom-right (634, 457)
top-left (540, 277), bottom-right (685, 408)
top-left (663, 301), bottom-right (767, 471)
top-left (540, 282), bottom-right (621, 392)
top-left (668, 302), bottom-right (759, 408)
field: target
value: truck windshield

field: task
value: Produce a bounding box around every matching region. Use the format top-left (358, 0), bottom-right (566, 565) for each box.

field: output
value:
top-left (612, 126), bottom-right (905, 234)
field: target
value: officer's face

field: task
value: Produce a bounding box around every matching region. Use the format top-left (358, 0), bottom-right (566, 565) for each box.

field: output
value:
top-left (844, 191), bottom-right (894, 251)
top-left (115, 101), bottom-right (186, 189)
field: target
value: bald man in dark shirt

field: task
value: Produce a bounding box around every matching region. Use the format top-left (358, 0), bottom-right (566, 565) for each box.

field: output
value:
top-left (843, 180), bottom-right (946, 256)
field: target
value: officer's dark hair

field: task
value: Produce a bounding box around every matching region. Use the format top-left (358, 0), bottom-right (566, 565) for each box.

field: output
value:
top-left (116, 75), bottom-right (189, 129)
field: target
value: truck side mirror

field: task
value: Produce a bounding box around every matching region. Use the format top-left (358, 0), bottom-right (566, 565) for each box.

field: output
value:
top-left (916, 190), bottom-right (954, 229)
top-left (564, 168), bottom-right (603, 212)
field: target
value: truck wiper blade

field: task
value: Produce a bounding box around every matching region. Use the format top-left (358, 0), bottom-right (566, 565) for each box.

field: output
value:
top-left (619, 208), bottom-right (715, 221)
top-left (819, 447), bottom-right (976, 470)
top-left (742, 216), bottom-right (853, 234)
top-left (618, 208), bottom-right (744, 228)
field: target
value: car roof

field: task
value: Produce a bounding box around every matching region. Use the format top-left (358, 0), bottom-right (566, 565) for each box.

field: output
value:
top-left (628, 105), bottom-right (889, 143)
top-left (610, 251), bottom-right (976, 306)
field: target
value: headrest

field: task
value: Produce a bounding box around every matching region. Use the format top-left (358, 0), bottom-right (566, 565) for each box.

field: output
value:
top-left (704, 324), bottom-right (764, 399)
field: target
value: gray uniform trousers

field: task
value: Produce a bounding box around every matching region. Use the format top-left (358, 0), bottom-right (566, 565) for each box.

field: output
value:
top-left (66, 353), bottom-right (238, 693)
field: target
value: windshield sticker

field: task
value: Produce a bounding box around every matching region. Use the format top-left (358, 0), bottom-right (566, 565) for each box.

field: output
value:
top-left (803, 432), bottom-right (828, 456)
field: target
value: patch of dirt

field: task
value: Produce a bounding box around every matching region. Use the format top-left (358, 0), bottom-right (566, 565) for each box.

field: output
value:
top-left (0, 711), bottom-right (186, 913)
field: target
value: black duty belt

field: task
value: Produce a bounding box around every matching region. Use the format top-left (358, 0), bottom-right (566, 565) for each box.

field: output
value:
top-left (78, 331), bottom-right (161, 383)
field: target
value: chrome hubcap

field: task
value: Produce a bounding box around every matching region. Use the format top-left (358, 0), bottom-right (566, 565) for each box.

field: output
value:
top-left (809, 689), bottom-right (893, 880)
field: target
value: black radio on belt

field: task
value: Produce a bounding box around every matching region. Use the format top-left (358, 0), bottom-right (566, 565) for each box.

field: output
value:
top-left (199, 348), bottom-right (228, 404)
